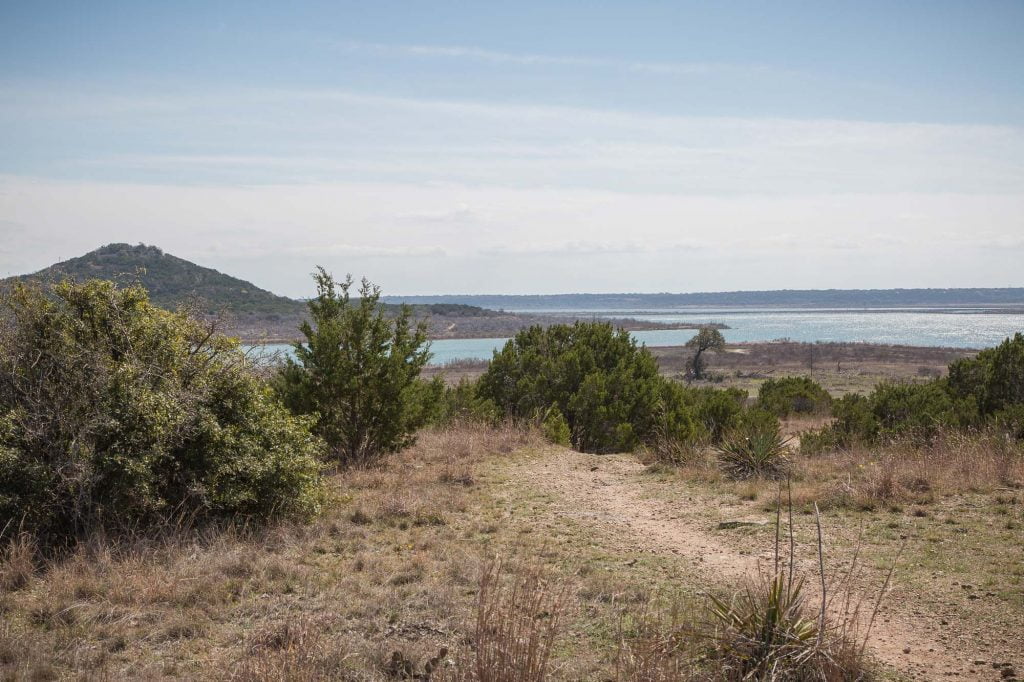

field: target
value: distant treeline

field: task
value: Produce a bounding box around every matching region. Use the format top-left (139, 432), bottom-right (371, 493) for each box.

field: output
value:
top-left (384, 288), bottom-right (1024, 310)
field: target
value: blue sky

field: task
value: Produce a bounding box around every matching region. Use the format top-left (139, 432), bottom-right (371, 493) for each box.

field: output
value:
top-left (1, 1), bottom-right (1022, 295)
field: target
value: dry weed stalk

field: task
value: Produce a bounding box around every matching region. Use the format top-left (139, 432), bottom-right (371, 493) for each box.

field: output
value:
top-left (439, 558), bottom-right (565, 682)
top-left (471, 559), bottom-right (564, 682)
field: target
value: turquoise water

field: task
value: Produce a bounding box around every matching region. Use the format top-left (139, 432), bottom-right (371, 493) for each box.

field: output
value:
top-left (251, 308), bottom-right (1023, 365)
top-left (251, 338), bottom-right (511, 366)
top-left (623, 309), bottom-right (1023, 348)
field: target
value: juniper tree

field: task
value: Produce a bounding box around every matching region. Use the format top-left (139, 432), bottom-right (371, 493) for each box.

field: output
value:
top-left (275, 269), bottom-right (432, 465)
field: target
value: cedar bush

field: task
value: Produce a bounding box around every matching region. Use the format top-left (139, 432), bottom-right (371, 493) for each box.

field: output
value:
top-left (274, 269), bottom-right (432, 465)
top-left (948, 333), bottom-right (1024, 417)
top-left (672, 385), bottom-right (747, 443)
top-left (802, 379), bottom-right (977, 453)
top-left (757, 376), bottom-right (831, 417)
top-left (478, 322), bottom-right (695, 453)
top-left (0, 280), bottom-right (324, 544)
top-left (803, 335), bottom-right (1024, 453)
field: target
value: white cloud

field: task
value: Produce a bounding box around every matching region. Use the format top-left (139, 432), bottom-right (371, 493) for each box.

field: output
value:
top-left (21, 87), bottom-right (1019, 197)
top-left (2, 176), bottom-right (1022, 294)
top-left (394, 203), bottom-right (483, 224)
top-left (2, 83), bottom-right (1022, 292)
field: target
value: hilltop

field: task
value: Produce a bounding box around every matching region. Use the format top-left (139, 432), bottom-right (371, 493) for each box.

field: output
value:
top-left (6, 243), bottom-right (305, 319)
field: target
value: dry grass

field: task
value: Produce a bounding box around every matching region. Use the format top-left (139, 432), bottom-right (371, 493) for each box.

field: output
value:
top-left (2, 418), bottom-right (1018, 680)
top-left (434, 559), bottom-right (565, 682)
top-left (0, 422), bottom-right (544, 681)
top-left (0, 533), bottom-right (35, 592)
top-left (650, 341), bottom-right (974, 398)
top-left (646, 426), bottom-right (1024, 673)
top-left (614, 597), bottom-right (703, 681)
top-left (663, 426), bottom-right (1024, 513)
top-left (789, 430), bottom-right (1024, 512)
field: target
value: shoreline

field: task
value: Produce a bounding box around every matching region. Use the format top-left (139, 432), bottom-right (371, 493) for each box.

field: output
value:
top-left (234, 317), bottom-right (729, 345)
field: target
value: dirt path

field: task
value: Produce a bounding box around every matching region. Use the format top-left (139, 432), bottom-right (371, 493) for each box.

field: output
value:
top-left (514, 448), bottom-right (991, 680)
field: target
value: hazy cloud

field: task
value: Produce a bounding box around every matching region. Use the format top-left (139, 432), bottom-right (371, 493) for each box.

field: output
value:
top-left (334, 40), bottom-right (780, 78)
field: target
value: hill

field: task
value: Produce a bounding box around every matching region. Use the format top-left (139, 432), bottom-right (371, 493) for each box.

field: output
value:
top-left (0, 244), bottom-right (515, 341)
top-left (6, 243), bottom-right (305, 319)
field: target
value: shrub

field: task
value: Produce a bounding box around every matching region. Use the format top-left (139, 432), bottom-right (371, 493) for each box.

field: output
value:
top-left (274, 269), bottom-right (432, 465)
top-left (757, 376), bottom-right (832, 418)
top-left (734, 407), bottom-right (782, 435)
top-left (541, 405), bottom-right (572, 447)
top-left (800, 393), bottom-right (875, 454)
top-left (673, 386), bottom-right (746, 444)
top-left (803, 378), bottom-right (980, 453)
top-left (993, 404), bottom-right (1024, 441)
top-left (0, 280), bottom-right (324, 543)
top-left (478, 322), bottom-right (691, 453)
top-left (869, 380), bottom-right (976, 442)
top-left (429, 378), bottom-right (501, 426)
top-left (948, 333), bottom-right (1024, 417)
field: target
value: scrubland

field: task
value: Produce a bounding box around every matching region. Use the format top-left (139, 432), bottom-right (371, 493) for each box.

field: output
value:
top-left (3, 420), bottom-right (1021, 680)
top-left (3, 279), bottom-right (1021, 681)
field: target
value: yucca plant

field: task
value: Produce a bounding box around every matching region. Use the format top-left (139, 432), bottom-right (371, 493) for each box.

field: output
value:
top-left (708, 571), bottom-right (821, 679)
top-left (716, 425), bottom-right (792, 480)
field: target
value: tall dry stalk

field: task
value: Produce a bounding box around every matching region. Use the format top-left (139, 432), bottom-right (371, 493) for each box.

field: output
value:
top-left (442, 558), bottom-right (564, 682)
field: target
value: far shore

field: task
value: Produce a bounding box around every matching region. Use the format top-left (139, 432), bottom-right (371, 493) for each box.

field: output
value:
top-left (234, 316), bottom-right (729, 345)
top-left (422, 340), bottom-right (978, 396)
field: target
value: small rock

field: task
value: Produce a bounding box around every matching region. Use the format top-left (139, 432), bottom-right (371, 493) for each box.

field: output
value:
top-left (1000, 668), bottom-right (1016, 679)
top-left (717, 518), bottom-right (769, 529)
top-left (904, 647), bottom-right (912, 654)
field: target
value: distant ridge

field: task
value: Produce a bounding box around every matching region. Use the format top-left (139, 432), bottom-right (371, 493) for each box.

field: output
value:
top-left (384, 289), bottom-right (1024, 311)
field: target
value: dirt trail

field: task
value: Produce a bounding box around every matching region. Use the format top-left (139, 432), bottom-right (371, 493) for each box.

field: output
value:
top-left (515, 448), bottom-right (984, 680)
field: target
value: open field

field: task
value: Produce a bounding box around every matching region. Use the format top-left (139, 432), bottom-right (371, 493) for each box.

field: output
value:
top-left (3, 422), bottom-right (1020, 680)
top-left (425, 341), bottom-right (976, 396)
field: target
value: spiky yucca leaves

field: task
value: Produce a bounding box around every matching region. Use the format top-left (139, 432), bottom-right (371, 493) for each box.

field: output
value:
top-left (708, 572), bottom-right (821, 679)
top-left (716, 426), bottom-right (792, 480)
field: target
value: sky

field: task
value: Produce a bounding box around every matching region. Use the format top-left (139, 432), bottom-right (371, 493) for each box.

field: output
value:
top-left (1, 1), bottom-right (1022, 296)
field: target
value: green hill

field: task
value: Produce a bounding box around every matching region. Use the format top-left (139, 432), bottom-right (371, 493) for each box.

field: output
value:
top-left (2, 244), bottom-right (498, 339)
top-left (6, 243), bottom-right (305, 319)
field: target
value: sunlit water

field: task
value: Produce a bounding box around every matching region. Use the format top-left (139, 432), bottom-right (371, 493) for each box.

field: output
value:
top-left (250, 308), bottom-right (1023, 365)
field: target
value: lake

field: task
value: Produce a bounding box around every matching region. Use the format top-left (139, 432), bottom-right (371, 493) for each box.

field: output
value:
top-left (251, 307), bottom-right (1023, 365)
